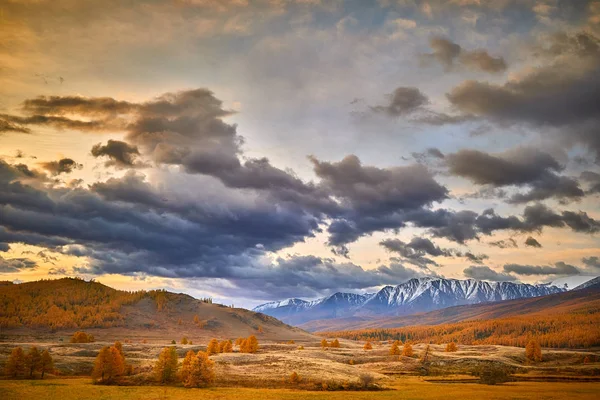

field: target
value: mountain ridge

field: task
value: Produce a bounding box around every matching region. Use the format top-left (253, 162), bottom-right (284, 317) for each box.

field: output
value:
top-left (253, 277), bottom-right (566, 325)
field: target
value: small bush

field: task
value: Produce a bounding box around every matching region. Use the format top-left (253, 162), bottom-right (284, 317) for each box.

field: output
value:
top-left (477, 364), bottom-right (512, 385)
top-left (358, 373), bottom-right (374, 389)
top-left (289, 371), bottom-right (300, 384)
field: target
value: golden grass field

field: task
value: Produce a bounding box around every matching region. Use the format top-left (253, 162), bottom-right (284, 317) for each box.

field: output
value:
top-left (1, 376), bottom-right (599, 400)
top-left (1, 338), bottom-right (599, 399)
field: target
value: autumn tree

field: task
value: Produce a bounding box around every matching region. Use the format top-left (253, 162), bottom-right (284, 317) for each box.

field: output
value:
top-left (70, 331), bottom-right (94, 343)
top-left (154, 346), bottom-right (179, 384)
top-left (180, 350), bottom-right (215, 388)
top-left (207, 338), bottom-right (220, 355)
top-left (181, 337), bottom-right (188, 345)
top-left (402, 342), bottom-right (414, 357)
top-left (39, 350), bottom-right (53, 379)
top-left (446, 342), bottom-right (458, 352)
top-left (525, 339), bottom-right (542, 362)
top-left (331, 339), bottom-right (340, 348)
top-left (240, 335), bottom-right (259, 353)
top-left (220, 340), bottom-right (233, 353)
top-left (5, 347), bottom-right (26, 378)
top-left (92, 347), bottom-right (116, 383)
top-left (389, 341), bottom-right (401, 355)
top-left (24, 346), bottom-right (42, 378)
top-left (321, 339), bottom-right (328, 349)
top-left (363, 341), bottom-right (373, 350)
top-left (234, 337), bottom-right (244, 346)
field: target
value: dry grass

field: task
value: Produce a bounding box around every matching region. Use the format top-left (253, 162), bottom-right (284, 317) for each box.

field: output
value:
top-left (1, 377), bottom-right (599, 400)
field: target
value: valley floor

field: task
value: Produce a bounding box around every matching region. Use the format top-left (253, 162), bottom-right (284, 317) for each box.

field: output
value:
top-left (1, 339), bottom-right (599, 399)
top-left (1, 377), bottom-right (599, 400)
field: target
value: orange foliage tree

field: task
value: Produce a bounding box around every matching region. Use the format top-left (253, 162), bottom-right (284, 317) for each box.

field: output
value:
top-left (240, 335), bottom-right (259, 353)
top-left (206, 339), bottom-right (220, 355)
top-left (4, 347), bottom-right (26, 378)
top-left (525, 339), bottom-right (542, 362)
top-left (446, 342), bottom-right (458, 352)
top-left (363, 341), bottom-right (373, 350)
top-left (92, 345), bottom-right (125, 384)
top-left (154, 346), bottom-right (179, 384)
top-left (180, 350), bottom-right (215, 387)
top-left (402, 342), bottom-right (414, 357)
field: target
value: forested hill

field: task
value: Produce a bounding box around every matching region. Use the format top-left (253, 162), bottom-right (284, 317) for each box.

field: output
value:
top-left (0, 278), bottom-right (311, 341)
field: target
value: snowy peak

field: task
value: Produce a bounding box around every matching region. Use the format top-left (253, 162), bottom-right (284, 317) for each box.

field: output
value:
top-left (253, 277), bottom-right (566, 325)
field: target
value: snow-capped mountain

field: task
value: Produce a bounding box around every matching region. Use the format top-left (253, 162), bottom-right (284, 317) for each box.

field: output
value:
top-left (252, 277), bottom-right (565, 325)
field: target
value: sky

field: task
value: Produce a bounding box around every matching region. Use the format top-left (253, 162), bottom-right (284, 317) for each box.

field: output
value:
top-left (0, 0), bottom-right (599, 308)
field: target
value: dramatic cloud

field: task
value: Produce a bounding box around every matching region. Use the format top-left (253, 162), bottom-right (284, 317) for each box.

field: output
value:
top-left (91, 140), bottom-right (141, 168)
top-left (422, 36), bottom-right (507, 73)
top-left (310, 155), bottom-right (448, 252)
top-left (524, 236), bottom-right (542, 248)
top-left (463, 266), bottom-right (517, 282)
top-left (446, 148), bottom-right (584, 203)
top-left (582, 256), bottom-right (600, 271)
top-left (0, 255), bottom-right (37, 273)
top-left (370, 87), bottom-right (429, 117)
top-left (446, 31), bottom-right (600, 160)
top-left (503, 262), bottom-right (580, 276)
top-left (40, 158), bottom-right (82, 175)
top-left (380, 237), bottom-right (450, 268)
top-left (463, 252), bottom-right (489, 264)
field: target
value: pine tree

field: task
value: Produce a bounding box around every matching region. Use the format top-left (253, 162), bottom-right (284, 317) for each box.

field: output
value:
top-left (39, 350), bottom-right (53, 379)
top-left (5, 347), bottom-right (26, 378)
top-left (207, 338), bottom-right (220, 355)
top-left (154, 346), bottom-right (179, 383)
top-left (331, 339), bottom-right (340, 348)
top-left (363, 341), bottom-right (373, 350)
top-left (321, 339), bottom-right (328, 348)
top-left (181, 337), bottom-right (188, 345)
top-left (25, 346), bottom-right (42, 378)
top-left (389, 341), bottom-right (401, 355)
top-left (402, 342), bottom-right (413, 357)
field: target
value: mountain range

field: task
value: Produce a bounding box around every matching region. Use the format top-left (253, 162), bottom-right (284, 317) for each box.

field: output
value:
top-left (253, 277), bottom-right (570, 325)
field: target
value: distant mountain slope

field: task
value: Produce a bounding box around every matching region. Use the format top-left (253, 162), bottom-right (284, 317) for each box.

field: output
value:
top-left (254, 277), bottom-right (564, 325)
top-left (0, 278), bottom-right (311, 341)
top-left (318, 283), bottom-right (600, 348)
top-left (304, 278), bottom-right (600, 332)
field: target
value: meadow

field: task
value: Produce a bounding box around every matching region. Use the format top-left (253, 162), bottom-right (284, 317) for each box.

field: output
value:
top-left (1, 376), bottom-right (600, 400)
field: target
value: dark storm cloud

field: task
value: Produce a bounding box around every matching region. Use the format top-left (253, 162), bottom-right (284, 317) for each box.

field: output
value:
top-left (446, 148), bottom-right (584, 203)
top-left (524, 236), bottom-right (542, 248)
top-left (463, 266), bottom-right (517, 282)
top-left (0, 113), bottom-right (112, 131)
top-left (582, 256), bottom-right (600, 270)
top-left (464, 252), bottom-right (489, 264)
top-left (0, 255), bottom-right (37, 273)
top-left (309, 155), bottom-right (449, 252)
top-left (422, 36), bottom-right (507, 73)
top-left (379, 237), bottom-right (451, 268)
top-left (446, 31), bottom-right (600, 160)
top-left (503, 262), bottom-right (580, 276)
top-left (580, 171), bottom-right (600, 194)
top-left (0, 243), bottom-right (9, 252)
top-left (216, 256), bottom-right (425, 300)
top-left (40, 158), bottom-right (82, 175)
top-left (91, 140), bottom-right (141, 168)
top-left (370, 87), bottom-right (429, 117)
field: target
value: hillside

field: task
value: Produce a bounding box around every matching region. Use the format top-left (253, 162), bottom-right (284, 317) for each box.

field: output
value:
top-left (0, 278), bottom-right (311, 341)
top-left (254, 277), bottom-right (566, 325)
top-left (317, 283), bottom-right (600, 348)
